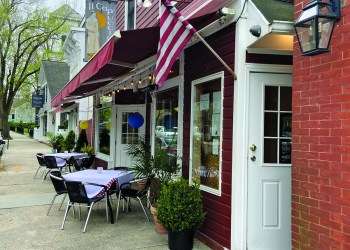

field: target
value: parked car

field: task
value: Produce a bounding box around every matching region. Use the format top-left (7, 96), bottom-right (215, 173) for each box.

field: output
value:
top-left (156, 137), bottom-right (177, 157)
top-left (155, 126), bottom-right (177, 138)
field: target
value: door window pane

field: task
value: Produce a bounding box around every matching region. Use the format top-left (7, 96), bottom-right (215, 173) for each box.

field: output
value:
top-left (265, 86), bottom-right (278, 110)
top-left (264, 112), bottom-right (278, 137)
top-left (98, 108), bottom-right (111, 155)
top-left (280, 87), bottom-right (292, 111)
top-left (191, 74), bottom-right (222, 194)
top-left (264, 86), bottom-right (292, 164)
top-left (264, 138), bottom-right (277, 163)
top-left (122, 112), bottom-right (138, 144)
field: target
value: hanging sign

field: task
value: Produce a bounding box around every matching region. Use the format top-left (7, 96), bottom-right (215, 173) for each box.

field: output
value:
top-left (32, 94), bottom-right (44, 108)
top-left (85, 0), bottom-right (117, 59)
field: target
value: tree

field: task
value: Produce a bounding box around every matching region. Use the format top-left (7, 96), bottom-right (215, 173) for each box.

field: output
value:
top-left (0, 0), bottom-right (76, 138)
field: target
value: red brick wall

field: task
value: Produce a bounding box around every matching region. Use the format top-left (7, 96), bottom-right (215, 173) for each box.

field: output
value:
top-left (293, 1), bottom-right (350, 249)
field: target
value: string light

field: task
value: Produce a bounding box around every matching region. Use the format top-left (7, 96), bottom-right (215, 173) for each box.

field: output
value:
top-left (138, 74), bottom-right (142, 85)
top-left (131, 77), bottom-right (134, 86)
top-left (123, 84), bottom-right (126, 90)
top-left (148, 68), bottom-right (152, 80)
top-left (117, 86), bottom-right (120, 93)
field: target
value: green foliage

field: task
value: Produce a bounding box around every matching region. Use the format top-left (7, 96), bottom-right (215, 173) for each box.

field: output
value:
top-left (75, 129), bottom-right (89, 152)
top-left (81, 145), bottom-right (94, 156)
top-left (56, 134), bottom-right (65, 153)
top-left (125, 136), bottom-right (152, 179)
top-left (0, 0), bottom-right (81, 139)
top-left (125, 136), bottom-right (179, 181)
top-left (64, 130), bottom-right (75, 152)
top-left (156, 178), bottom-right (206, 232)
top-left (46, 132), bottom-right (64, 152)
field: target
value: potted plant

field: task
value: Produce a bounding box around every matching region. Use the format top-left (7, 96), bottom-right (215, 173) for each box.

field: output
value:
top-left (156, 177), bottom-right (206, 250)
top-left (125, 136), bottom-right (154, 189)
top-left (63, 130), bottom-right (75, 152)
top-left (46, 132), bottom-right (59, 154)
top-left (149, 146), bottom-right (180, 234)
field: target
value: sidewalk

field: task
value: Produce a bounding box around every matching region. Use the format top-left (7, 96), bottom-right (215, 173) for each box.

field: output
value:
top-left (0, 132), bottom-right (210, 250)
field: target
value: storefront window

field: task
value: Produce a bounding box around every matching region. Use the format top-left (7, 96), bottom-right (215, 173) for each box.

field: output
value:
top-left (191, 73), bottom-right (223, 195)
top-left (154, 88), bottom-right (178, 158)
top-left (98, 107), bottom-right (111, 155)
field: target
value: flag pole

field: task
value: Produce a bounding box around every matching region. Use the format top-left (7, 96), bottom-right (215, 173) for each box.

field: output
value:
top-left (194, 32), bottom-right (237, 80)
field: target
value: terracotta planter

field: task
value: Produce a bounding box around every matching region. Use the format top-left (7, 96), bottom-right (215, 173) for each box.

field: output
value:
top-left (150, 205), bottom-right (167, 234)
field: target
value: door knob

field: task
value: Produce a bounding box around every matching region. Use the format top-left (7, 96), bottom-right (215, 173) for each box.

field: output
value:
top-left (250, 156), bottom-right (256, 161)
top-left (250, 144), bottom-right (257, 151)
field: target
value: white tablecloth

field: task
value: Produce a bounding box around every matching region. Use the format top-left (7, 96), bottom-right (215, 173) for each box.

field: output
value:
top-left (45, 152), bottom-right (88, 167)
top-left (63, 169), bottom-right (133, 198)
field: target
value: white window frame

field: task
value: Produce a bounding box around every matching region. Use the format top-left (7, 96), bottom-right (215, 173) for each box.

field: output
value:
top-left (95, 99), bottom-right (113, 162)
top-left (124, 0), bottom-right (136, 30)
top-left (189, 71), bottom-right (224, 196)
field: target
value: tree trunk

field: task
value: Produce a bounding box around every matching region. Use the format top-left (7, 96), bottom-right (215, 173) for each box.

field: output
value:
top-left (0, 112), bottom-right (11, 139)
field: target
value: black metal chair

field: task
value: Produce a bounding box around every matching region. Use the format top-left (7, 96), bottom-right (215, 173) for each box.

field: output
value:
top-left (76, 155), bottom-right (95, 171)
top-left (47, 171), bottom-right (68, 215)
top-left (43, 155), bottom-right (66, 181)
top-left (34, 153), bottom-right (47, 181)
top-left (115, 176), bottom-right (152, 223)
top-left (61, 180), bottom-right (107, 232)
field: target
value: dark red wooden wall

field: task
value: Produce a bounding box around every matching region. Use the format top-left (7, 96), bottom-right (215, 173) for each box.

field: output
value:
top-left (183, 25), bottom-right (235, 249)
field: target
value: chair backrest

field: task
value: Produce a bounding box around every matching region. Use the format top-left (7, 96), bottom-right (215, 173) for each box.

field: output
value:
top-left (36, 154), bottom-right (47, 167)
top-left (64, 181), bottom-right (90, 204)
top-left (137, 176), bottom-right (153, 197)
top-left (49, 171), bottom-right (67, 194)
top-left (82, 155), bottom-right (95, 169)
top-left (113, 166), bottom-right (130, 171)
top-left (43, 156), bottom-right (59, 169)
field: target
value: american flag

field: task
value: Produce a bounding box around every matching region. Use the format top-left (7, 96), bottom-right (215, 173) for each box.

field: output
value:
top-left (155, 0), bottom-right (196, 87)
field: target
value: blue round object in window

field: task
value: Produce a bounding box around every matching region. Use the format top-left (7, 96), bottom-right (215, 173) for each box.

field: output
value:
top-left (128, 113), bottom-right (144, 128)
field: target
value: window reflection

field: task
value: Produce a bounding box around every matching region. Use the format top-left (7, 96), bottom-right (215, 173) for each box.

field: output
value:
top-left (98, 108), bottom-right (111, 155)
top-left (154, 88), bottom-right (178, 158)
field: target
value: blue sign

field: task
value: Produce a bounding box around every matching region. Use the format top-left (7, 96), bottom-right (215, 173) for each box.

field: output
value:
top-left (32, 94), bottom-right (44, 108)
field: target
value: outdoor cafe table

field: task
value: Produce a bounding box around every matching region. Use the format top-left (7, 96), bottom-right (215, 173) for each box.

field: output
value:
top-left (45, 152), bottom-right (88, 171)
top-left (63, 169), bottom-right (133, 224)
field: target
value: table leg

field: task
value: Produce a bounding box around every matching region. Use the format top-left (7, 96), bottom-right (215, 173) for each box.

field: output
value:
top-left (107, 192), bottom-right (114, 224)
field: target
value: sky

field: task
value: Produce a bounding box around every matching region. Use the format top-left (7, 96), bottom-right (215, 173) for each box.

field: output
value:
top-left (44, 0), bottom-right (85, 15)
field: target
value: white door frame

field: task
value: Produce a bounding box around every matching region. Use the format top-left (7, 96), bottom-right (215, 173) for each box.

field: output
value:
top-left (231, 63), bottom-right (292, 250)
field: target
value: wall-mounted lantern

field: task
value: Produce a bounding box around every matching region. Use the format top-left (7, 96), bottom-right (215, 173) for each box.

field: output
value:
top-left (294, 0), bottom-right (340, 56)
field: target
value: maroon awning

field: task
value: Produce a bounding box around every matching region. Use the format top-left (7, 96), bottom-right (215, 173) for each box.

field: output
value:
top-left (51, 12), bottom-right (220, 107)
top-left (51, 26), bottom-right (160, 107)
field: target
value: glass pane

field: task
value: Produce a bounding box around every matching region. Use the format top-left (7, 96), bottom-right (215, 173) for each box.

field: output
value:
top-left (98, 108), bottom-right (111, 155)
top-left (280, 87), bottom-right (292, 111)
top-left (264, 138), bottom-right (277, 163)
top-left (191, 78), bottom-right (221, 191)
top-left (318, 18), bottom-right (334, 49)
top-left (265, 86), bottom-right (278, 110)
top-left (264, 112), bottom-right (278, 137)
top-left (280, 113), bottom-right (292, 137)
top-left (280, 139), bottom-right (292, 164)
top-left (154, 88), bottom-right (179, 157)
top-left (296, 19), bottom-right (317, 52)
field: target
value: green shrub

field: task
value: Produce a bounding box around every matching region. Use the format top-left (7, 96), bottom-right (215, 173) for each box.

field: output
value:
top-left (156, 177), bottom-right (206, 232)
top-left (64, 130), bottom-right (75, 152)
top-left (75, 129), bottom-right (88, 152)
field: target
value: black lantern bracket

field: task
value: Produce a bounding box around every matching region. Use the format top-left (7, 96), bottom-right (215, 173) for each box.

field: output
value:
top-left (294, 0), bottom-right (341, 56)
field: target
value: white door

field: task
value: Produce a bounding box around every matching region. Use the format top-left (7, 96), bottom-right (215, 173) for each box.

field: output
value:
top-left (115, 106), bottom-right (146, 167)
top-left (247, 73), bottom-right (292, 250)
